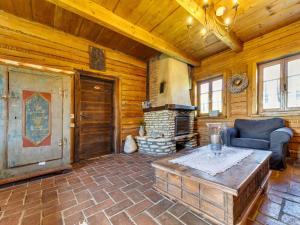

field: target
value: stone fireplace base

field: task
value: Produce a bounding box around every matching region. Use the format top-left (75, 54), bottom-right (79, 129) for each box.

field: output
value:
top-left (136, 133), bottom-right (198, 155)
top-left (137, 104), bottom-right (198, 155)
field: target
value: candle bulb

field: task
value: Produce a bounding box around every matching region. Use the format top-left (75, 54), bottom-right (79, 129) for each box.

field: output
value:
top-left (187, 16), bottom-right (193, 26)
top-left (203, 0), bottom-right (209, 7)
top-left (233, 0), bottom-right (239, 8)
top-left (200, 27), bottom-right (207, 36)
top-left (224, 17), bottom-right (231, 26)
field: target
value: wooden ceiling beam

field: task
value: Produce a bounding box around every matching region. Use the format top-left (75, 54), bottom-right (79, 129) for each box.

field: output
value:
top-left (175, 0), bottom-right (243, 52)
top-left (46, 0), bottom-right (200, 65)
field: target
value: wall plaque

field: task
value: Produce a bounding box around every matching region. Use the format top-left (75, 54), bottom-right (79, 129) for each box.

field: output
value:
top-left (22, 91), bottom-right (51, 147)
top-left (89, 46), bottom-right (105, 71)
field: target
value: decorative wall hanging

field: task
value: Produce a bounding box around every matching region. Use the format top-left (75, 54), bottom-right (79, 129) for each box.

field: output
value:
top-left (89, 46), bottom-right (105, 71)
top-left (228, 73), bottom-right (249, 93)
top-left (22, 90), bottom-right (51, 147)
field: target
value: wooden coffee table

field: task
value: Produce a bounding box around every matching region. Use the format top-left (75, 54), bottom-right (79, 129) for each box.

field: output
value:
top-left (152, 147), bottom-right (272, 225)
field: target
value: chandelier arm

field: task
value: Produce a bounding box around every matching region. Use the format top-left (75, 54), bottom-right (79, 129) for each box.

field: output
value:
top-left (208, 4), bottom-right (239, 34)
top-left (232, 8), bottom-right (238, 27)
top-left (204, 7), bottom-right (208, 26)
top-left (201, 2), bottom-right (239, 38)
top-left (213, 13), bottom-right (228, 35)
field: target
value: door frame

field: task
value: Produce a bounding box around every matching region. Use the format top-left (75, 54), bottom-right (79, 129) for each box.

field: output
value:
top-left (74, 71), bottom-right (121, 162)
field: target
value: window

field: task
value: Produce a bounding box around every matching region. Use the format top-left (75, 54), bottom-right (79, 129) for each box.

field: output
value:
top-left (258, 54), bottom-right (300, 113)
top-left (197, 76), bottom-right (223, 115)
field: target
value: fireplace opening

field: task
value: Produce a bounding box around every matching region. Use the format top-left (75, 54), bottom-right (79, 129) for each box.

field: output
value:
top-left (175, 116), bottom-right (190, 136)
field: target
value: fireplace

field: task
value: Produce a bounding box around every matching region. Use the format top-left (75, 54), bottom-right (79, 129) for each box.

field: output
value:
top-left (175, 116), bottom-right (190, 136)
top-left (136, 104), bottom-right (198, 155)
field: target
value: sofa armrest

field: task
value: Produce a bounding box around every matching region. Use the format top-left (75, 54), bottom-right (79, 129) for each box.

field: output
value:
top-left (270, 127), bottom-right (293, 147)
top-left (270, 127), bottom-right (293, 169)
top-left (222, 128), bottom-right (238, 146)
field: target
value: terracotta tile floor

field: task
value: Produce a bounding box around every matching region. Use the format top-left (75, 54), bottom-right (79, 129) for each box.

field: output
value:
top-left (0, 153), bottom-right (300, 225)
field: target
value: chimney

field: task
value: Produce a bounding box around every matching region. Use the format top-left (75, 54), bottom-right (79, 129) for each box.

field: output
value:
top-left (149, 55), bottom-right (192, 107)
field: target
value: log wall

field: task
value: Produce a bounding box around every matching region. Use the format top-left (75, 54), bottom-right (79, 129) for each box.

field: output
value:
top-left (193, 20), bottom-right (300, 158)
top-left (0, 12), bottom-right (147, 148)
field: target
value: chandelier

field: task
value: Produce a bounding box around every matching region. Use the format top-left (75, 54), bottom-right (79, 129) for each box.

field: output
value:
top-left (187, 0), bottom-right (239, 38)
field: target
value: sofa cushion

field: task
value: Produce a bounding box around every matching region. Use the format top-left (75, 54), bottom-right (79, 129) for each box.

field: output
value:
top-left (231, 138), bottom-right (270, 150)
top-left (234, 118), bottom-right (284, 140)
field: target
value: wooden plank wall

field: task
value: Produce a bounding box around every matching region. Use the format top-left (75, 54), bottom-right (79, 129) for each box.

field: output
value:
top-left (193, 20), bottom-right (300, 158)
top-left (0, 11), bottom-right (146, 148)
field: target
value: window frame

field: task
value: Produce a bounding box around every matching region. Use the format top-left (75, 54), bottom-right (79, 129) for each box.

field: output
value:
top-left (258, 53), bottom-right (300, 114)
top-left (197, 75), bottom-right (224, 116)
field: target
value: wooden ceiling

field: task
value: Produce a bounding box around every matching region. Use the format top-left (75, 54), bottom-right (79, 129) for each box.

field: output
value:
top-left (215, 0), bottom-right (300, 42)
top-left (93, 0), bottom-right (229, 59)
top-left (0, 0), bottom-right (300, 62)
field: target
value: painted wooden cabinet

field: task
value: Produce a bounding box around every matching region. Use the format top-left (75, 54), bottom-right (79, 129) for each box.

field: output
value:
top-left (0, 66), bottom-right (72, 178)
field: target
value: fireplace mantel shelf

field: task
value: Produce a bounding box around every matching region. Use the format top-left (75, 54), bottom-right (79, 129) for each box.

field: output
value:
top-left (143, 104), bottom-right (197, 112)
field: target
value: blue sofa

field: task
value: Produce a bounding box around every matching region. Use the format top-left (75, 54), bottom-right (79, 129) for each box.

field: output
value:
top-left (223, 118), bottom-right (293, 170)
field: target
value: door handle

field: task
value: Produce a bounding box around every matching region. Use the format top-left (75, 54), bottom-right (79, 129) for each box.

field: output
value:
top-left (58, 138), bottom-right (63, 147)
top-left (1, 94), bottom-right (19, 100)
top-left (1, 95), bottom-right (9, 100)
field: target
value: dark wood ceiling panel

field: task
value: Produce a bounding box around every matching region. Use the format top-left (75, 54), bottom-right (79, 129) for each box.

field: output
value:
top-left (127, 43), bottom-right (160, 60)
top-left (0, 0), bottom-right (32, 20)
top-left (76, 19), bottom-right (101, 41)
top-left (53, 7), bottom-right (83, 34)
top-left (94, 28), bottom-right (158, 60)
top-left (31, 0), bottom-right (55, 27)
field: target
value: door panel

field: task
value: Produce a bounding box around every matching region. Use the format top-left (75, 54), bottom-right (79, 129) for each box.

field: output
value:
top-left (7, 69), bottom-right (63, 168)
top-left (79, 76), bottom-right (114, 159)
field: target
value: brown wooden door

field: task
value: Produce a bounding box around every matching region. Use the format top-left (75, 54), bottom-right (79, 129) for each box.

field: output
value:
top-left (77, 76), bottom-right (114, 160)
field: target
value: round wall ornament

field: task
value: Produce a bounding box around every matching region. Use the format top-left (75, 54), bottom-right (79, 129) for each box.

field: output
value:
top-left (228, 73), bottom-right (249, 93)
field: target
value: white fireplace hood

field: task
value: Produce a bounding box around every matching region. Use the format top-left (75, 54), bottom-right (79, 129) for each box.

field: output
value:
top-left (150, 56), bottom-right (192, 107)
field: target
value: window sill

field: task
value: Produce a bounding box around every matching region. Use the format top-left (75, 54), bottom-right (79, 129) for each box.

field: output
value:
top-left (197, 115), bottom-right (227, 120)
top-left (252, 111), bottom-right (300, 118)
